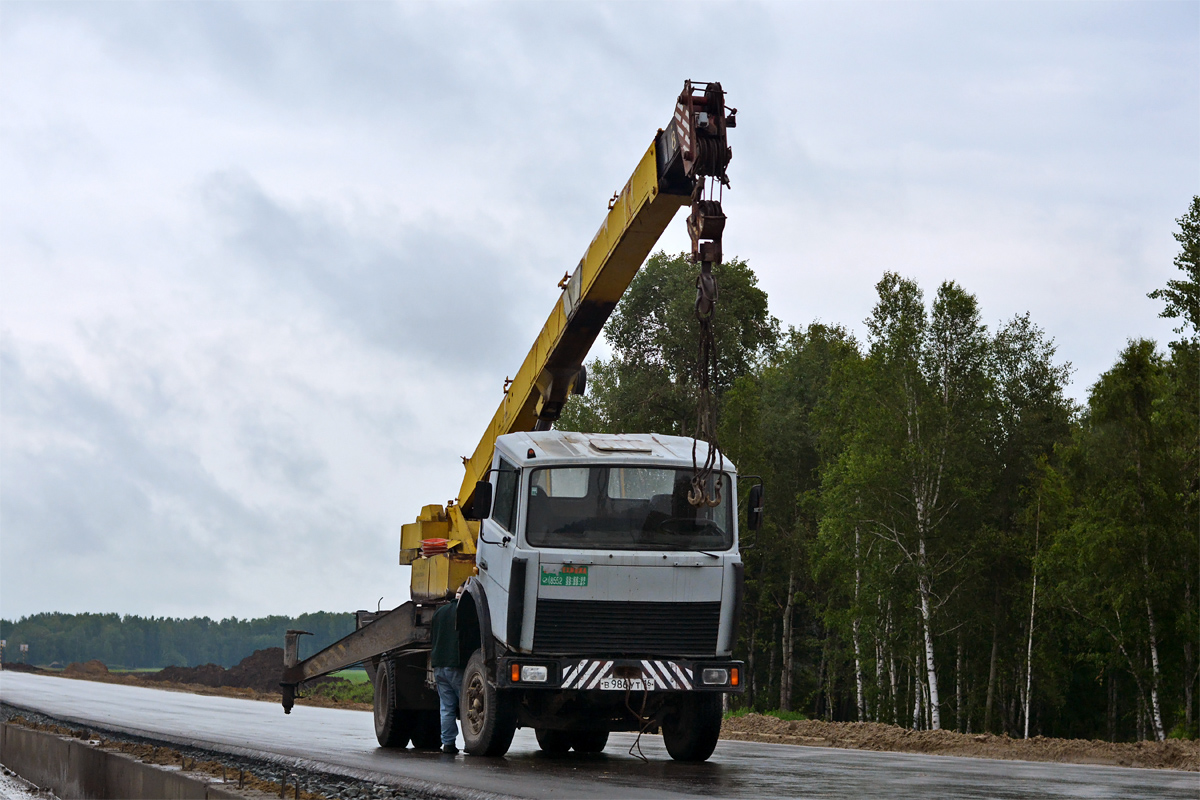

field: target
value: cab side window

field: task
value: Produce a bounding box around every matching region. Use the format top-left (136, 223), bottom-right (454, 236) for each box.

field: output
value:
top-left (492, 456), bottom-right (519, 532)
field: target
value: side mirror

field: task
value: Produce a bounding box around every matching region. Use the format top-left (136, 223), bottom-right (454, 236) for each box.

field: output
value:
top-left (467, 480), bottom-right (493, 521)
top-left (746, 484), bottom-right (764, 531)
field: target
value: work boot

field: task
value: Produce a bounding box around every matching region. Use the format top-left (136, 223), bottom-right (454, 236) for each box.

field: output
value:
top-left (441, 743), bottom-right (458, 754)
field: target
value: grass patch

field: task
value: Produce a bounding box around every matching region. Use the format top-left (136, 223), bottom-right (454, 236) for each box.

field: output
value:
top-left (724, 708), bottom-right (808, 722)
top-left (767, 710), bottom-right (808, 722)
top-left (308, 677), bottom-right (373, 704)
top-left (1168, 723), bottom-right (1197, 740)
top-left (329, 668), bottom-right (370, 684)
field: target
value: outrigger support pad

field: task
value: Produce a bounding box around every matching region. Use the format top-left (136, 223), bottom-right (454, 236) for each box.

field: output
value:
top-left (282, 683), bottom-right (295, 714)
top-left (281, 628), bottom-right (312, 714)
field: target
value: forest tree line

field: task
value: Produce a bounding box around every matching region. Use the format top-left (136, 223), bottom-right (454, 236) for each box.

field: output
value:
top-left (0, 611), bottom-right (354, 670)
top-left (558, 197), bottom-right (1199, 742)
top-left (4, 202), bottom-right (1194, 743)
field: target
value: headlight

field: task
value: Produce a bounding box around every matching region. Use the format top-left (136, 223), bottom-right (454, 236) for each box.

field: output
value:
top-left (520, 665), bottom-right (549, 683)
top-left (701, 668), bottom-right (729, 685)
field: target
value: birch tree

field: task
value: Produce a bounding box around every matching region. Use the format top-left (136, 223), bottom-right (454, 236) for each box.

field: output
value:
top-left (1046, 340), bottom-right (1188, 741)
top-left (822, 274), bottom-right (992, 730)
top-left (1151, 196), bottom-right (1200, 737)
top-left (987, 316), bottom-right (1074, 736)
top-left (721, 324), bottom-right (858, 712)
top-left (1148, 195), bottom-right (1200, 337)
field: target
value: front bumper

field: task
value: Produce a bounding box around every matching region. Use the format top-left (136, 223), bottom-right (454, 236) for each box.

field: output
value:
top-left (497, 656), bottom-right (745, 692)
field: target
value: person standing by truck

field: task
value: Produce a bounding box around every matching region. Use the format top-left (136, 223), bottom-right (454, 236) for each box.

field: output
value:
top-left (430, 588), bottom-right (465, 754)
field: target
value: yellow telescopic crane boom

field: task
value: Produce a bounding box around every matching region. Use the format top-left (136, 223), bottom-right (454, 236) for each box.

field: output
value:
top-left (402, 80), bottom-right (735, 601)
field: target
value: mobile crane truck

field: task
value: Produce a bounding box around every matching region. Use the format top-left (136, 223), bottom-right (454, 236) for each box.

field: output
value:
top-left (279, 80), bottom-right (763, 763)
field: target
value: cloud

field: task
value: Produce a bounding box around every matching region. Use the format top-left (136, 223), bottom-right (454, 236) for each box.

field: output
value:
top-left (0, 325), bottom-right (428, 618)
top-left (0, 1), bottom-right (1194, 619)
top-left (0, 339), bottom-right (258, 608)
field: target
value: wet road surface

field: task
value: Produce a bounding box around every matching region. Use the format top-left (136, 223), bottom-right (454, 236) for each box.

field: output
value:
top-left (2, 672), bottom-right (1196, 799)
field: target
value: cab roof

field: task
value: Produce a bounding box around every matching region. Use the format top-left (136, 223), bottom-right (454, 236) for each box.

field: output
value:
top-left (495, 430), bottom-right (737, 473)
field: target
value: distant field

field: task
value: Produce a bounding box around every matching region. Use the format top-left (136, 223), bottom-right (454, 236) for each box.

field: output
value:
top-left (330, 668), bottom-right (369, 684)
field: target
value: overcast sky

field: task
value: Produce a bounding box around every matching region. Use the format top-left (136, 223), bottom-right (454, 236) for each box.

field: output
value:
top-left (1, 2), bottom-right (1196, 621)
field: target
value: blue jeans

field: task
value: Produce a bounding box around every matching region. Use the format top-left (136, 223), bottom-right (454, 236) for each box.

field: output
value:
top-left (434, 667), bottom-right (464, 746)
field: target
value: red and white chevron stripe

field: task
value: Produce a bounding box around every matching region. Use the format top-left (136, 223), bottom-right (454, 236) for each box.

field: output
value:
top-left (560, 659), bottom-right (694, 691)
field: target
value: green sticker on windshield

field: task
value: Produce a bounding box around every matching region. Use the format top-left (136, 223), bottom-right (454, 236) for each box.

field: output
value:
top-left (540, 565), bottom-right (588, 587)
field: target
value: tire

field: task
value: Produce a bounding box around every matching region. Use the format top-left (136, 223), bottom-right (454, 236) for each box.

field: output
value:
top-left (661, 693), bottom-right (722, 762)
top-left (373, 660), bottom-right (412, 748)
top-left (409, 708), bottom-right (442, 750)
top-left (535, 728), bottom-right (572, 754)
top-left (570, 730), bottom-right (609, 753)
top-left (460, 649), bottom-right (517, 756)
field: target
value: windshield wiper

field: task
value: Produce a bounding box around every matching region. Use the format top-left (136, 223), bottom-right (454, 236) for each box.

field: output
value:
top-left (697, 550), bottom-right (720, 559)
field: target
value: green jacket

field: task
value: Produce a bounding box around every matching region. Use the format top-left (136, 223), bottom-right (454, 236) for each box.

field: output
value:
top-left (430, 599), bottom-right (463, 669)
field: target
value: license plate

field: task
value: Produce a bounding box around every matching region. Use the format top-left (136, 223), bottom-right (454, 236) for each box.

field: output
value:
top-left (598, 676), bottom-right (656, 691)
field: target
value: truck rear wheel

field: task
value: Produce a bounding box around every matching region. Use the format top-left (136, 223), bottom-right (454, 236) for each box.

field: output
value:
top-left (460, 649), bottom-right (517, 756)
top-left (373, 660), bottom-right (412, 748)
top-left (571, 730), bottom-right (609, 753)
top-left (662, 693), bottom-right (722, 762)
top-left (535, 728), bottom-right (572, 754)
top-left (409, 709), bottom-right (442, 750)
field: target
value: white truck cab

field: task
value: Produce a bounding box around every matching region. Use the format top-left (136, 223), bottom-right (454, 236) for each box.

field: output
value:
top-left (478, 430), bottom-right (742, 659)
top-left (455, 430), bottom-right (749, 760)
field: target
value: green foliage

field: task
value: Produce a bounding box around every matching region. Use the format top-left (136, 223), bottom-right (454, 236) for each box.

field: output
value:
top-left (557, 251), bottom-right (777, 435)
top-left (723, 323), bottom-right (859, 713)
top-left (1148, 195), bottom-right (1200, 336)
top-left (0, 612), bottom-right (355, 669)
top-left (1169, 722), bottom-right (1195, 740)
top-left (564, 230), bottom-right (1195, 742)
top-left (1042, 339), bottom-right (1194, 741)
top-left (765, 709), bottom-right (809, 722)
top-left (308, 677), bottom-right (374, 704)
top-left (809, 275), bottom-right (1077, 731)
top-left (722, 707), bottom-right (808, 722)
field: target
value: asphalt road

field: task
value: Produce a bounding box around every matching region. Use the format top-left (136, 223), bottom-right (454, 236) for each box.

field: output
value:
top-left (1, 672), bottom-right (1195, 799)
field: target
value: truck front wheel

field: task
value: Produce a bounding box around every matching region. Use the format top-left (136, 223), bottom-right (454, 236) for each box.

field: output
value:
top-left (373, 660), bottom-right (412, 748)
top-left (460, 649), bottom-right (517, 756)
top-left (661, 693), bottom-right (722, 762)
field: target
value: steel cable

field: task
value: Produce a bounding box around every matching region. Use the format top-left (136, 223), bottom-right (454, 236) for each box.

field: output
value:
top-left (689, 261), bottom-right (724, 508)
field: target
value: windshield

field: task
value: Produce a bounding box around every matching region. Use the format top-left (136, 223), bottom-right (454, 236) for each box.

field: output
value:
top-left (525, 466), bottom-right (733, 551)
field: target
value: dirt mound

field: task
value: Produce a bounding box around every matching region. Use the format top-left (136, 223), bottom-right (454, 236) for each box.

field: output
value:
top-left (144, 647), bottom-right (285, 694)
top-left (0, 662), bottom-right (44, 673)
top-left (64, 660), bottom-right (109, 677)
top-left (224, 647), bottom-right (286, 693)
top-left (721, 714), bottom-right (1200, 771)
top-left (149, 663), bottom-right (226, 688)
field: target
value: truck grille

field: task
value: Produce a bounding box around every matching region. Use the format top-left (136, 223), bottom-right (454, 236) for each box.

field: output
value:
top-left (532, 599), bottom-right (720, 656)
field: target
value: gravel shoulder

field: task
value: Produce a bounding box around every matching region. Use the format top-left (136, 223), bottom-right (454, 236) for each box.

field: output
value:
top-left (721, 713), bottom-right (1200, 771)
